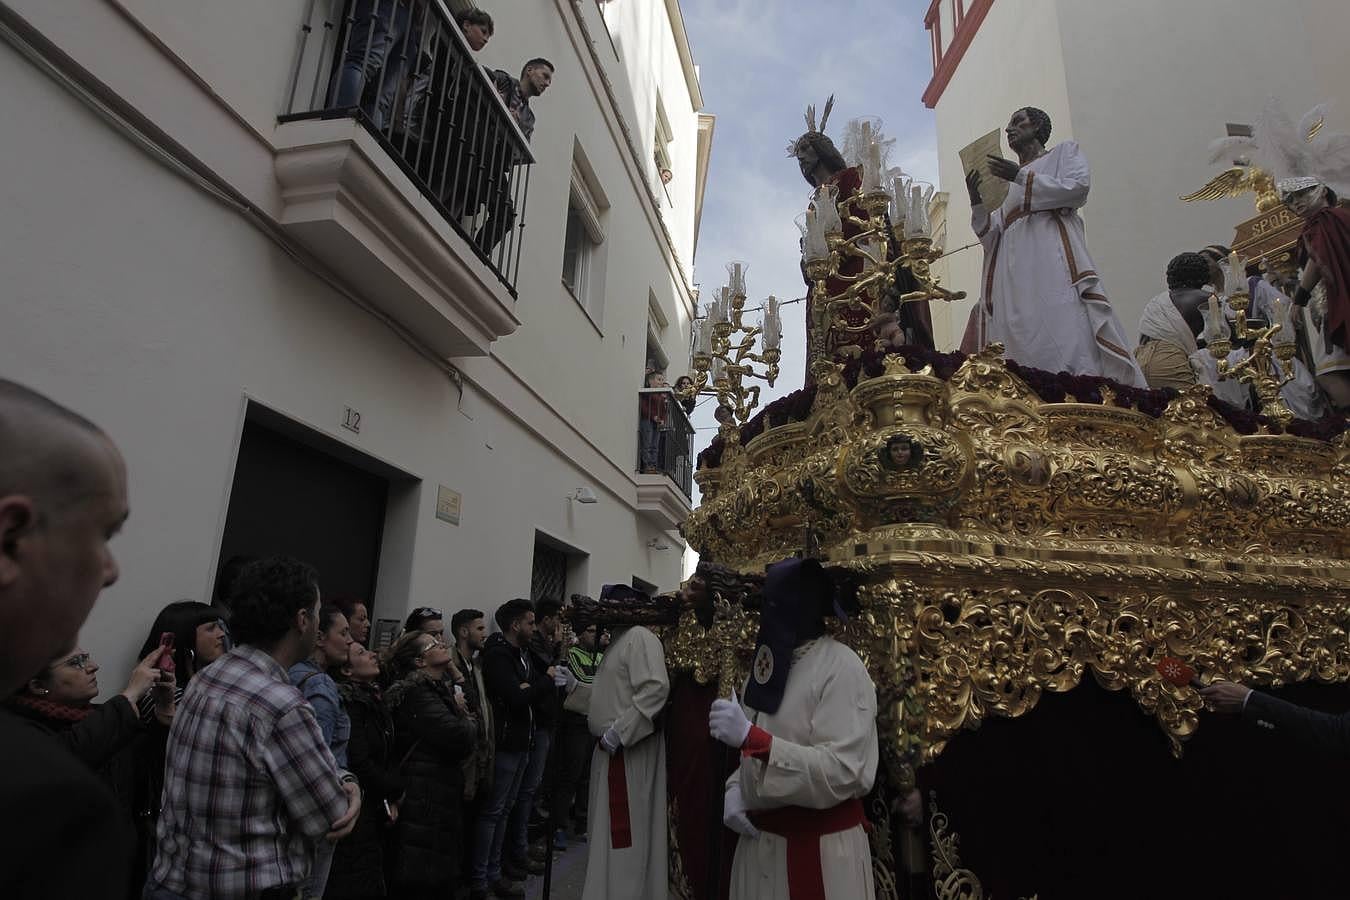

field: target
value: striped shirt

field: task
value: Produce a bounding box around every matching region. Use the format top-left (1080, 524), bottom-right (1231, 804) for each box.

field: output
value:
top-left (566, 646), bottom-right (602, 684)
top-left (150, 645), bottom-right (349, 898)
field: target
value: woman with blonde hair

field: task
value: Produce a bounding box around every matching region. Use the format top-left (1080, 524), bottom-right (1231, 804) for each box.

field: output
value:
top-left (383, 630), bottom-right (477, 899)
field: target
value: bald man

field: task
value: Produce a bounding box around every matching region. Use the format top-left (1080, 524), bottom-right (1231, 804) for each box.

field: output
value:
top-left (0, 378), bottom-right (131, 898)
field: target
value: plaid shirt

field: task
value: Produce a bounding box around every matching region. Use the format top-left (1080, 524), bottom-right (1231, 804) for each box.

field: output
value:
top-left (150, 645), bottom-right (349, 898)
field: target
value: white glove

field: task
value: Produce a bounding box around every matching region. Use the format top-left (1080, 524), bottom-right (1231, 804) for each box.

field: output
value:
top-left (553, 667), bottom-right (569, 687)
top-left (709, 689), bottom-right (752, 749)
top-left (600, 726), bottom-right (622, 755)
top-left (723, 782), bottom-right (760, 839)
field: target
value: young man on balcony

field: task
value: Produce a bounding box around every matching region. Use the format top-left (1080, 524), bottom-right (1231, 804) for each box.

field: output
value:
top-left (470, 58), bottom-right (554, 255)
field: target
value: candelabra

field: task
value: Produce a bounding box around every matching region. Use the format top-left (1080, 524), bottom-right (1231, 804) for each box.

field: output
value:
top-left (799, 160), bottom-right (965, 374)
top-left (677, 262), bottom-right (781, 426)
top-left (1203, 250), bottom-right (1298, 429)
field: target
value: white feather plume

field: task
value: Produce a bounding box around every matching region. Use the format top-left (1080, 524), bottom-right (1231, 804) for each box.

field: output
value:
top-left (1243, 97), bottom-right (1350, 197)
top-left (1207, 135), bottom-right (1256, 165)
top-left (1251, 97), bottom-right (1310, 184)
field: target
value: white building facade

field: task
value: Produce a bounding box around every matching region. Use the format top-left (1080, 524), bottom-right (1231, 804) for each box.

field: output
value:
top-left (0, 0), bottom-right (712, 680)
top-left (921, 0), bottom-right (1350, 351)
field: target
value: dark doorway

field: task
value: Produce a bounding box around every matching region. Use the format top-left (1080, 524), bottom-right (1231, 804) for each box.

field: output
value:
top-left (217, 417), bottom-right (389, 612)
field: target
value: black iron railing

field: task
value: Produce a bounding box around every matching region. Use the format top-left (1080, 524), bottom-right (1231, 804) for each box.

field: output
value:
top-left (284, 0), bottom-right (533, 296)
top-left (636, 388), bottom-right (694, 499)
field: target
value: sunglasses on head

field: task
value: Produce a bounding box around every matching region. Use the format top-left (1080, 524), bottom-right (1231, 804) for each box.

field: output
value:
top-left (413, 607), bottom-right (442, 618)
top-left (417, 638), bottom-right (448, 656)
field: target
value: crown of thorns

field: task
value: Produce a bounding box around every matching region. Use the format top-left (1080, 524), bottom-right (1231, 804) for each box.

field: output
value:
top-left (786, 94), bottom-right (835, 157)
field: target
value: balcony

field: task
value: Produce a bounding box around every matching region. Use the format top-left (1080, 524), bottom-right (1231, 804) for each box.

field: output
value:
top-left (277, 0), bottom-right (532, 356)
top-left (635, 388), bottom-right (694, 529)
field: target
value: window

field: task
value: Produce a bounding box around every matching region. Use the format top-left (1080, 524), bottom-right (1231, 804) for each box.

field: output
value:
top-left (654, 94), bottom-right (674, 202)
top-left (563, 142), bottom-right (610, 325)
top-left (562, 206), bottom-right (590, 295)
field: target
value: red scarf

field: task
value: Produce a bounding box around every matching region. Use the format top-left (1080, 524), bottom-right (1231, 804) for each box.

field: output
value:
top-left (8, 693), bottom-right (97, 723)
top-left (1303, 205), bottom-right (1350, 349)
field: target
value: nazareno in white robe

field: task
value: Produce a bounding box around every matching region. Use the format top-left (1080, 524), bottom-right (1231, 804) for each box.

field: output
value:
top-left (726, 636), bottom-right (879, 900)
top-left (582, 625), bottom-right (670, 900)
top-left (971, 141), bottom-right (1147, 387)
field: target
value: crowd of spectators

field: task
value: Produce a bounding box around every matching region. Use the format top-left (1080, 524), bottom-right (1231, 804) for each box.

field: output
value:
top-left (0, 371), bottom-right (608, 900)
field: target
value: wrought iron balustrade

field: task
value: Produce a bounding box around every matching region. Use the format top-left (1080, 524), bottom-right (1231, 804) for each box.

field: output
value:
top-left (284, 0), bottom-right (533, 296)
top-left (636, 388), bottom-right (694, 499)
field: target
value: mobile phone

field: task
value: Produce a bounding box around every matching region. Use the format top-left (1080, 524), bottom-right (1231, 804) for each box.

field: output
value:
top-left (453, 684), bottom-right (464, 697)
top-left (157, 632), bottom-right (176, 674)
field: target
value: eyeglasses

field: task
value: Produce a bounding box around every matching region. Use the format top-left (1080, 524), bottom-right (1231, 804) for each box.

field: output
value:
top-left (63, 653), bottom-right (92, 671)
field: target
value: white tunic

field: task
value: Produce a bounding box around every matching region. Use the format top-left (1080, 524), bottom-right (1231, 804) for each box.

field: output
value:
top-left (971, 141), bottom-right (1146, 387)
top-left (582, 625), bottom-right (670, 900)
top-left (727, 636), bottom-right (879, 900)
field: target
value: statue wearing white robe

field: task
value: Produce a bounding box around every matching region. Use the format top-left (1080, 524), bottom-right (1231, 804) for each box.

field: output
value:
top-left (971, 141), bottom-right (1146, 387)
top-left (582, 625), bottom-right (670, 900)
top-left (726, 635), bottom-right (879, 900)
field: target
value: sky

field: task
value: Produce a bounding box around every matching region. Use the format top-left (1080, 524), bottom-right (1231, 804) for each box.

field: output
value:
top-left (678, 0), bottom-right (940, 504)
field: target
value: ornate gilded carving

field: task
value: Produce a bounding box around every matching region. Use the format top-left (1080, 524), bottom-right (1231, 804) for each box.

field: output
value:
top-left (928, 794), bottom-right (1039, 900)
top-left (676, 349), bottom-right (1350, 798)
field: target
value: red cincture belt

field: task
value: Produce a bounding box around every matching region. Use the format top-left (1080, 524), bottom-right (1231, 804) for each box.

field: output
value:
top-left (749, 797), bottom-right (866, 900)
top-left (607, 749), bottom-right (632, 849)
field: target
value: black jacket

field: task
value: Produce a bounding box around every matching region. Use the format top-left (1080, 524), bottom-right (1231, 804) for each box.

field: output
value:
top-left (1244, 690), bottom-right (1350, 756)
top-left (0, 707), bottom-right (133, 899)
top-left (526, 632), bottom-right (563, 731)
top-left (387, 675), bottom-right (476, 890)
top-left (326, 681), bottom-right (403, 900)
top-left (481, 633), bottom-right (553, 753)
top-left (9, 695), bottom-right (164, 899)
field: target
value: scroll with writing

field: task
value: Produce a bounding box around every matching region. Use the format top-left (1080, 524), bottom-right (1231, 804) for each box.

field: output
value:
top-left (959, 129), bottom-right (1010, 210)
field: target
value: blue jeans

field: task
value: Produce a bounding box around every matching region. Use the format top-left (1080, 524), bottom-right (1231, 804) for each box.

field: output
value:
top-left (470, 749), bottom-right (530, 888)
top-left (507, 728), bottom-right (553, 863)
top-left (639, 419), bottom-right (661, 470)
top-left (333, 0), bottom-right (419, 130)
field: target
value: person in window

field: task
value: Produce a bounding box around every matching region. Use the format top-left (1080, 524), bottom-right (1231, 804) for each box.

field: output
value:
top-left (6, 645), bottom-right (175, 898)
top-left (639, 370), bottom-right (669, 474)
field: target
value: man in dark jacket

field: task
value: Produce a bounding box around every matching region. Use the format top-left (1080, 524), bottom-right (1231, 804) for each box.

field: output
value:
top-left (0, 379), bottom-right (132, 899)
top-left (504, 599), bottom-right (565, 874)
top-left (1203, 679), bottom-right (1350, 755)
top-left (468, 599), bottom-right (558, 900)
